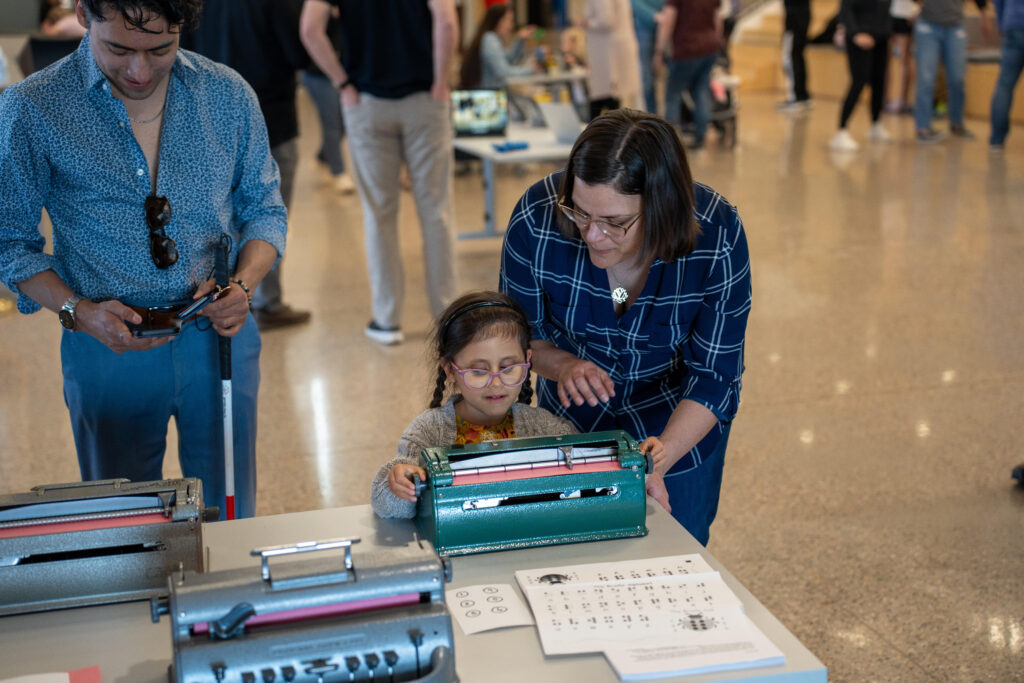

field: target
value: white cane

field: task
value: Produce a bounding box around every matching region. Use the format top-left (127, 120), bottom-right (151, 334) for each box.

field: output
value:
top-left (215, 235), bottom-right (235, 520)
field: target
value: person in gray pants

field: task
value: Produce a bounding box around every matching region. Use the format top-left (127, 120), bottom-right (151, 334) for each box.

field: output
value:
top-left (300, 0), bottom-right (459, 345)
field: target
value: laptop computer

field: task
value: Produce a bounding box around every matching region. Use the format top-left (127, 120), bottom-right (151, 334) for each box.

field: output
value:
top-left (536, 101), bottom-right (584, 145)
top-left (451, 89), bottom-right (509, 137)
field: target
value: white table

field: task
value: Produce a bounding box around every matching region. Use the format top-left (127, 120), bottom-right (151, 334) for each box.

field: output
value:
top-left (0, 503), bottom-right (826, 682)
top-left (453, 124), bottom-right (574, 239)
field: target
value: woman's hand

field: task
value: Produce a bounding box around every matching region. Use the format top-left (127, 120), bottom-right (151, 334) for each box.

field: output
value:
top-left (388, 464), bottom-right (427, 502)
top-left (516, 25), bottom-right (537, 40)
top-left (646, 471), bottom-right (672, 513)
top-left (554, 357), bottom-right (616, 408)
top-left (640, 436), bottom-right (667, 475)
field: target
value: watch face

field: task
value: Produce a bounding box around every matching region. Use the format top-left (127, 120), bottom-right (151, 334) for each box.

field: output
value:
top-left (58, 308), bottom-right (75, 330)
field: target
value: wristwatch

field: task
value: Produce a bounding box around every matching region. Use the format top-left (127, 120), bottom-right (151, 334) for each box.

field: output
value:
top-left (58, 294), bottom-right (83, 331)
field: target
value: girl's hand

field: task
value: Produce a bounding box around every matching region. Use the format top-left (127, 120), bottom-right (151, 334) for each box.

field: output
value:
top-left (554, 357), bottom-right (616, 408)
top-left (640, 436), bottom-right (667, 475)
top-left (388, 464), bottom-right (427, 502)
top-left (646, 471), bottom-right (672, 513)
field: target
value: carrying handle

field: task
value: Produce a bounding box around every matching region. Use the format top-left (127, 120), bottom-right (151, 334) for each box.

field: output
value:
top-left (31, 479), bottom-right (131, 494)
top-left (250, 537), bottom-right (361, 582)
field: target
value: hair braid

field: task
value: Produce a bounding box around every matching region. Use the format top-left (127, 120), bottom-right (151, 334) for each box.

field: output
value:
top-left (517, 373), bottom-right (534, 405)
top-left (429, 366), bottom-right (448, 409)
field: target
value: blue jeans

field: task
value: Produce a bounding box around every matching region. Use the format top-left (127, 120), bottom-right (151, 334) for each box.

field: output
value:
top-left (665, 54), bottom-right (718, 143)
top-left (990, 28), bottom-right (1024, 145)
top-left (913, 19), bottom-right (967, 131)
top-left (301, 70), bottom-right (347, 176)
top-left (634, 21), bottom-right (658, 114)
top-left (662, 423), bottom-right (731, 546)
top-left (62, 314), bottom-right (261, 519)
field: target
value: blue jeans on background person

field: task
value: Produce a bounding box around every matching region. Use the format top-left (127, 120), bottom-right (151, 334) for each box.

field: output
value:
top-left (662, 423), bottom-right (730, 546)
top-left (301, 70), bottom-right (347, 177)
top-left (990, 28), bottom-right (1024, 146)
top-left (62, 315), bottom-right (261, 519)
top-left (634, 20), bottom-right (658, 114)
top-left (665, 54), bottom-right (718, 144)
top-left (913, 19), bottom-right (968, 131)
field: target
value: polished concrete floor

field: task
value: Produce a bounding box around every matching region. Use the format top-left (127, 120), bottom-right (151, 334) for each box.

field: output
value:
top-left (2, 73), bottom-right (1023, 680)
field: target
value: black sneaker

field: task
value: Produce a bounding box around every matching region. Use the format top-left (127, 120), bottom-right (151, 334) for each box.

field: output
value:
top-left (916, 128), bottom-right (947, 144)
top-left (365, 320), bottom-right (403, 345)
top-left (950, 125), bottom-right (975, 139)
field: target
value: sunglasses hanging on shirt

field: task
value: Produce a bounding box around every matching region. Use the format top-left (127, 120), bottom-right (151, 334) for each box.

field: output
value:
top-left (145, 194), bottom-right (178, 269)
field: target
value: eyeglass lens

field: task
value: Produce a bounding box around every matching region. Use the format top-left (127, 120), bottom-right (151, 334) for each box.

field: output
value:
top-left (559, 204), bottom-right (628, 238)
top-left (459, 364), bottom-right (530, 389)
top-left (145, 195), bottom-right (178, 269)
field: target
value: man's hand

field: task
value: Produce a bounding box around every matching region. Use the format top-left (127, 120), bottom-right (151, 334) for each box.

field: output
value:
top-left (340, 83), bottom-right (360, 108)
top-left (389, 464), bottom-right (427, 502)
top-left (554, 357), bottom-right (615, 408)
top-left (430, 81), bottom-right (450, 103)
top-left (653, 49), bottom-right (665, 74)
top-left (646, 471), bottom-right (672, 513)
top-left (852, 32), bottom-right (875, 49)
top-left (195, 279), bottom-right (249, 337)
top-left (75, 299), bottom-right (172, 353)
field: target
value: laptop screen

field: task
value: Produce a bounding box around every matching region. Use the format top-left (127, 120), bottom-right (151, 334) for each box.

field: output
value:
top-left (451, 89), bottom-right (509, 137)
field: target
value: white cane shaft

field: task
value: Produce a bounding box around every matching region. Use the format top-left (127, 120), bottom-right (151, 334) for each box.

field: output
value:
top-left (222, 380), bottom-right (234, 496)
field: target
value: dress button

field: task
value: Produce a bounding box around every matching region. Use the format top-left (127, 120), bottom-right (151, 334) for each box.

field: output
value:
top-left (119, 121), bottom-right (125, 127)
top-left (137, 169), bottom-right (144, 176)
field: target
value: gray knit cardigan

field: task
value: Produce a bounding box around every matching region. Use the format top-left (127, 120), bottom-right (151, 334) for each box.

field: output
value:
top-left (370, 396), bottom-right (578, 519)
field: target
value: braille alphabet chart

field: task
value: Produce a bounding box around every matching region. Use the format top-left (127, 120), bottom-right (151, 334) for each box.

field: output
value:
top-left (515, 555), bottom-right (745, 655)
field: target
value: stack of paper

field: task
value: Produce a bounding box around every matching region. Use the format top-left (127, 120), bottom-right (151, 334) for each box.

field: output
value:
top-left (515, 555), bottom-right (784, 680)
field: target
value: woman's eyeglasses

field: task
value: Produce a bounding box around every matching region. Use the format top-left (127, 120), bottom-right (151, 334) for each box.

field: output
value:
top-left (450, 361), bottom-right (531, 390)
top-left (558, 202), bottom-right (641, 240)
top-left (145, 195), bottom-right (178, 269)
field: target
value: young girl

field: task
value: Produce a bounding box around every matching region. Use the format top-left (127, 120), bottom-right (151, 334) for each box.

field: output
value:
top-left (371, 291), bottom-right (670, 518)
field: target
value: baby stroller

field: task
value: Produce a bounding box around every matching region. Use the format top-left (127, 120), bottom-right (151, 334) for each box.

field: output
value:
top-left (677, 58), bottom-right (739, 148)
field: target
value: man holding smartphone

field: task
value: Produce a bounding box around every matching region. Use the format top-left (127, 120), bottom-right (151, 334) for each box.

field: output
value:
top-left (0, 0), bottom-right (287, 519)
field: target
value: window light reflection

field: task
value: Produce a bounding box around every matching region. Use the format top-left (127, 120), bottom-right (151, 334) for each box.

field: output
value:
top-left (310, 377), bottom-right (334, 506)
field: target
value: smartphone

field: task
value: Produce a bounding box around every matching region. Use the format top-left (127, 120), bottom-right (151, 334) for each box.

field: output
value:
top-left (128, 322), bottom-right (181, 338)
top-left (176, 293), bottom-right (214, 320)
top-left (176, 285), bottom-right (230, 320)
top-left (126, 304), bottom-right (181, 338)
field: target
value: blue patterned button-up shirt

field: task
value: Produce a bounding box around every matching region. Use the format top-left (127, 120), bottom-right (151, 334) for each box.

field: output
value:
top-left (500, 172), bottom-right (751, 474)
top-left (0, 37), bottom-right (286, 313)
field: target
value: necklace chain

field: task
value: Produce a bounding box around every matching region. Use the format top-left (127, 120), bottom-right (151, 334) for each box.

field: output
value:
top-left (128, 109), bottom-right (164, 125)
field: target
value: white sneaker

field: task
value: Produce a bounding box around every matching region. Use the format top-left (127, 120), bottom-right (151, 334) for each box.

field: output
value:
top-left (869, 123), bottom-right (892, 142)
top-left (829, 129), bottom-right (859, 151)
top-left (335, 173), bottom-right (356, 194)
top-left (776, 99), bottom-right (811, 114)
top-left (365, 320), bottom-right (403, 345)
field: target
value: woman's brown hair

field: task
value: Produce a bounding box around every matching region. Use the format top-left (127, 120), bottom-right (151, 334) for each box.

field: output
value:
top-left (459, 4), bottom-right (513, 89)
top-left (556, 109), bottom-right (701, 263)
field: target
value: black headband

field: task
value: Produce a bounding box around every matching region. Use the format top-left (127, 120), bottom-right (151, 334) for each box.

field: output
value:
top-left (440, 301), bottom-right (521, 338)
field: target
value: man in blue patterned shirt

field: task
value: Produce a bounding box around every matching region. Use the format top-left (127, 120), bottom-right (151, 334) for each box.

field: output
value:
top-left (500, 110), bottom-right (751, 545)
top-left (0, 0), bottom-right (288, 519)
